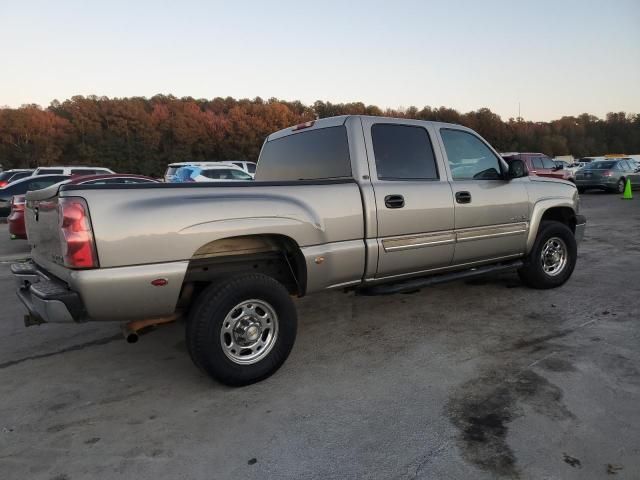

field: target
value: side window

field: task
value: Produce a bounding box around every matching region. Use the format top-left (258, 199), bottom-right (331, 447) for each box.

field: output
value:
top-left (532, 158), bottom-right (544, 170)
top-left (371, 124), bottom-right (438, 180)
top-left (542, 157), bottom-right (556, 169)
top-left (37, 169), bottom-right (63, 175)
top-left (440, 129), bottom-right (502, 180)
top-left (71, 169), bottom-right (98, 175)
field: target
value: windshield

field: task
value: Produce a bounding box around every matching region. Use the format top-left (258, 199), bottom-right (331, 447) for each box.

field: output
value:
top-left (585, 161), bottom-right (615, 169)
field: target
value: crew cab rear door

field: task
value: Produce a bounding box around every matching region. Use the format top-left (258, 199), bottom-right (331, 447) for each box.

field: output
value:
top-left (361, 118), bottom-right (455, 278)
top-left (436, 127), bottom-right (529, 265)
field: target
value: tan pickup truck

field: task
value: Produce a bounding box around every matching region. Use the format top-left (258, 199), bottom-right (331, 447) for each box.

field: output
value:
top-left (13, 115), bottom-right (585, 386)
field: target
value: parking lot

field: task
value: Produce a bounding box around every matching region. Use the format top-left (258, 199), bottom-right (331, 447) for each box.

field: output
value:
top-left (0, 192), bottom-right (638, 480)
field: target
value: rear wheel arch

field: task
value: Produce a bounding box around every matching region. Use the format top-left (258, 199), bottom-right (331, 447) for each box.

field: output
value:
top-left (178, 234), bottom-right (307, 310)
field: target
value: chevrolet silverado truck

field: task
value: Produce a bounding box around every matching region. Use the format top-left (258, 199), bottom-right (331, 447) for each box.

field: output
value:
top-left (13, 116), bottom-right (586, 386)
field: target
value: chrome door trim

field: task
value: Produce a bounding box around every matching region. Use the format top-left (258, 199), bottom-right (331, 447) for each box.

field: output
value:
top-left (456, 222), bottom-right (529, 243)
top-left (380, 222), bottom-right (529, 253)
top-left (382, 231), bottom-right (456, 252)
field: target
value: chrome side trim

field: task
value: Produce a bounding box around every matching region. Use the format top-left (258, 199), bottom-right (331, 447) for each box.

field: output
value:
top-left (382, 232), bottom-right (456, 252)
top-left (381, 222), bottom-right (528, 252)
top-left (456, 222), bottom-right (529, 243)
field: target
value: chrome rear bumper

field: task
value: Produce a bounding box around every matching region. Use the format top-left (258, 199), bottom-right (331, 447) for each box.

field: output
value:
top-left (12, 262), bottom-right (84, 325)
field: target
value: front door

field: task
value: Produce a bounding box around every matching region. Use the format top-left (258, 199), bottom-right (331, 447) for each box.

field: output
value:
top-left (362, 119), bottom-right (456, 279)
top-left (438, 128), bottom-right (530, 265)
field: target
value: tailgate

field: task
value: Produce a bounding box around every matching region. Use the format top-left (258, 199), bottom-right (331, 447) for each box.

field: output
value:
top-left (25, 184), bottom-right (65, 266)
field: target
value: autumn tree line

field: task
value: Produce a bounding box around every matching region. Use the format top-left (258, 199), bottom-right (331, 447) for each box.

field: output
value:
top-left (0, 95), bottom-right (638, 176)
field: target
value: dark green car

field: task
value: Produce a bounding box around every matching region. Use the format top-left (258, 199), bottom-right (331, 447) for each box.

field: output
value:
top-left (575, 159), bottom-right (640, 193)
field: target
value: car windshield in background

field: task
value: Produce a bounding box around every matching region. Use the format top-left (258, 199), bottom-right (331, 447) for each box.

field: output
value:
top-left (585, 161), bottom-right (615, 169)
top-left (201, 169), bottom-right (252, 180)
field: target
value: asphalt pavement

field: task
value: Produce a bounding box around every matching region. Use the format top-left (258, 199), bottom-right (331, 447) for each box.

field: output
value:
top-left (0, 192), bottom-right (638, 480)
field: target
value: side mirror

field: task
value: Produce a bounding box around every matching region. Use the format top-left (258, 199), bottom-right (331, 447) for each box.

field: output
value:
top-left (507, 159), bottom-right (527, 179)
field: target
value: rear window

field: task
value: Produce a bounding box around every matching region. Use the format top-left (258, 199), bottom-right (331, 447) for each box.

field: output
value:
top-left (201, 169), bottom-right (252, 180)
top-left (586, 161), bottom-right (615, 169)
top-left (36, 168), bottom-right (63, 175)
top-left (27, 177), bottom-right (66, 191)
top-left (256, 126), bottom-right (351, 181)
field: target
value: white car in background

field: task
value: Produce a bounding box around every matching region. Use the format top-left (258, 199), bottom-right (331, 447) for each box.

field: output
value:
top-left (227, 161), bottom-right (257, 177)
top-left (164, 161), bottom-right (256, 181)
top-left (174, 165), bottom-right (253, 182)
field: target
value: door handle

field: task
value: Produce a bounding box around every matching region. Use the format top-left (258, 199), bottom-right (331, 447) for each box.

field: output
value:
top-left (455, 191), bottom-right (472, 204)
top-left (384, 194), bottom-right (405, 209)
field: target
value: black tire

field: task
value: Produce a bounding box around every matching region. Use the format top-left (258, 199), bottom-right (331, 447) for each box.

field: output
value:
top-left (518, 221), bottom-right (577, 289)
top-left (186, 273), bottom-right (297, 386)
top-left (615, 178), bottom-right (626, 194)
top-left (577, 187), bottom-right (586, 194)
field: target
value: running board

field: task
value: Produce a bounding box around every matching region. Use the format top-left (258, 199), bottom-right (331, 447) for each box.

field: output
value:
top-left (356, 260), bottom-right (524, 296)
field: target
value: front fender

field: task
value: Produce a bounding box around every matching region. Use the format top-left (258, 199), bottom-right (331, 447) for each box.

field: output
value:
top-left (526, 197), bottom-right (577, 253)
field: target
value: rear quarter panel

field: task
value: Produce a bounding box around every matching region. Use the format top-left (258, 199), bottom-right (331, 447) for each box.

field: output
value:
top-left (63, 182), bottom-right (365, 268)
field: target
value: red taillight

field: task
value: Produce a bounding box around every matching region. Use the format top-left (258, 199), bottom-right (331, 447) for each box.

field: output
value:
top-left (0, 181), bottom-right (8, 188)
top-left (11, 196), bottom-right (25, 213)
top-left (602, 171), bottom-right (612, 177)
top-left (58, 197), bottom-right (98, 269)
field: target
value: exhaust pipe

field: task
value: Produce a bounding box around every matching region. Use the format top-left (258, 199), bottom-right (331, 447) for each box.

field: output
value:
top-left (121, 313), bottom-right (181, 343)
top-left (122, 323), bottom-right (140, 344)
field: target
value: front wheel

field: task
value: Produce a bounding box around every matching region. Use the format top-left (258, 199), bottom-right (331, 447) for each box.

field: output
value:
top-left (186, 273), bottom-right (298, 386)
top-left (518, 221), bottom-right (577, 289)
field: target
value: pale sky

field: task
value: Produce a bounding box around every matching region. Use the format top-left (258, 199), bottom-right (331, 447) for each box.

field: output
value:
top-left (1, 0), bottom-right (639, 121)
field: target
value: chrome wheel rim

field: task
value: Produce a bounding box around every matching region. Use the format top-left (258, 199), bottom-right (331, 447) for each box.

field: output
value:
top-left (618, 180), bottom-right (625, 193)
top-left (540, 237), bottom-right (567, 277)
top-left (220, 299), bottom-right (278, 365)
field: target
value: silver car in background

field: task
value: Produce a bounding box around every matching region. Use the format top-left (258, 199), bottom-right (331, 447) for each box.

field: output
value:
top-left (575, 159), bottom-right (640, 193)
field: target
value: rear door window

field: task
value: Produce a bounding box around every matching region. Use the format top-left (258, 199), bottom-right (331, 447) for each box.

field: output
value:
top-left (256, 126), bottom-right (351, 181)
top-left (371, 124), bottom-right (438, 180)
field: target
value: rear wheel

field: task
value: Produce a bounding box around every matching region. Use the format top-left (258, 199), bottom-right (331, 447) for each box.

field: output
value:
top-left (186, 273), bottom-right (297, 386)
top-left (615, 178), bottom-right (626, 194)
top-left (518, 221), bottom-right (577, 289)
